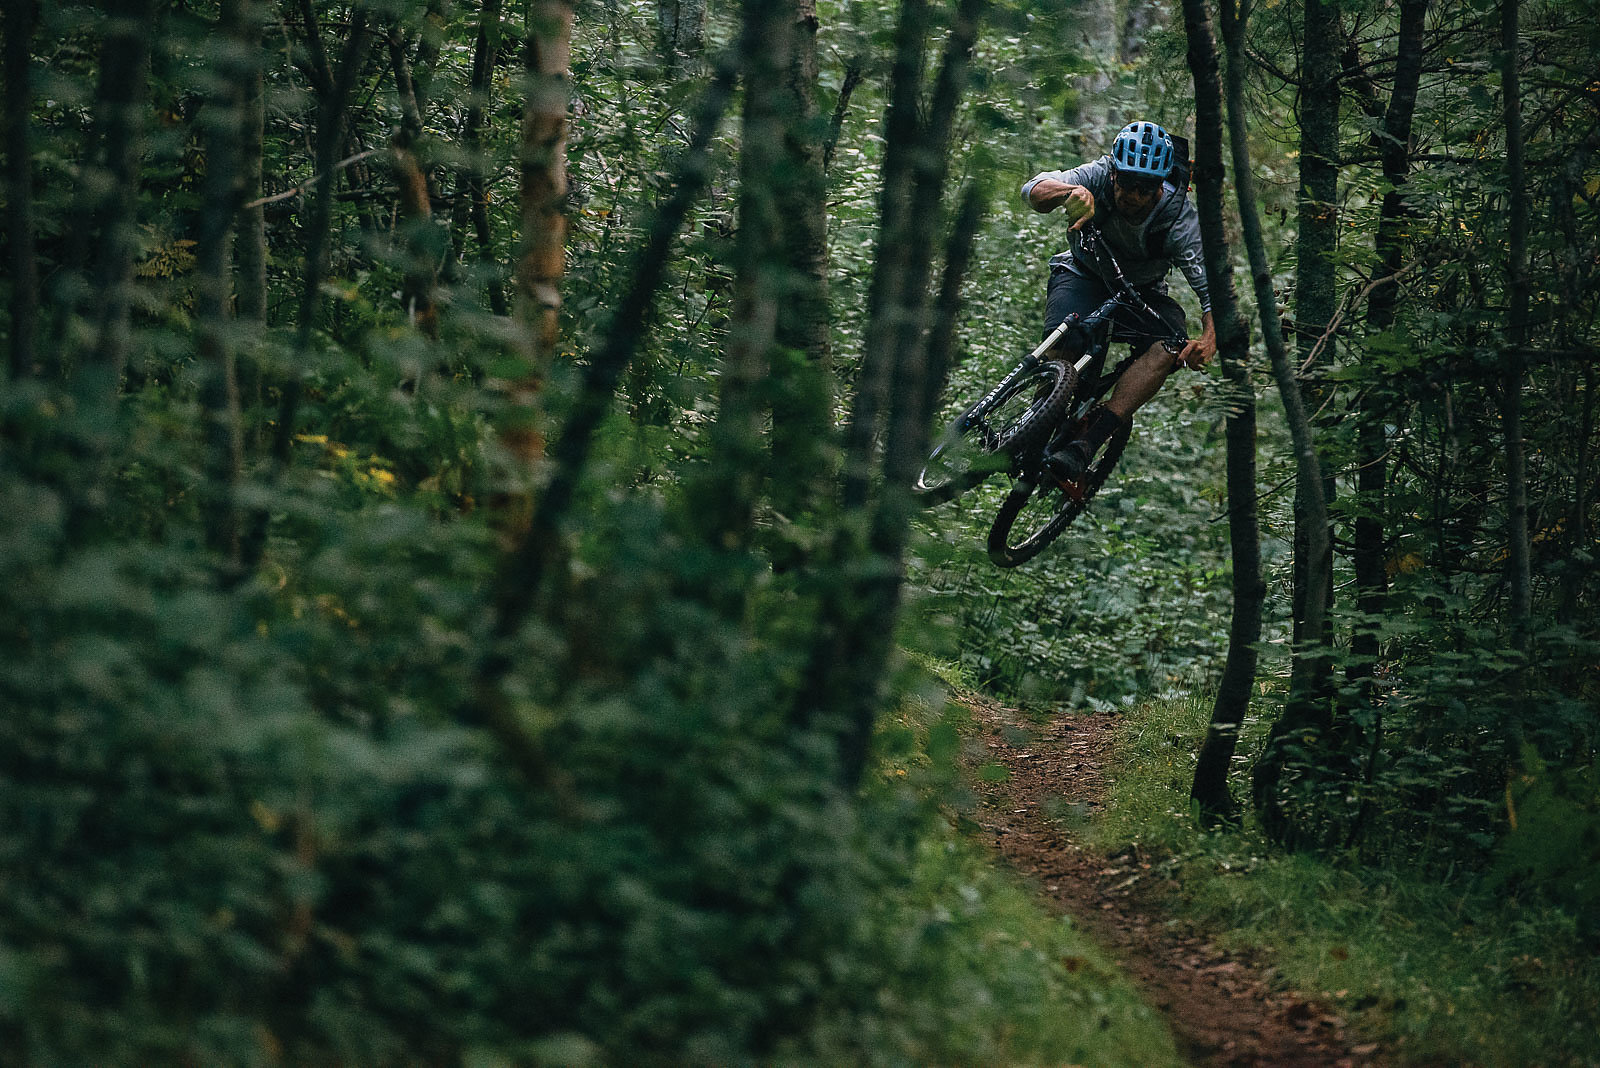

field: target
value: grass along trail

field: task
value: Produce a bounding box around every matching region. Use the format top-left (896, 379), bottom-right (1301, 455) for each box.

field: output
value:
top-left (962, 691), bottom-right (1385, 1067)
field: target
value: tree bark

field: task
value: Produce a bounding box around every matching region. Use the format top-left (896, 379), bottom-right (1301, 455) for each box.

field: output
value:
top-left (797, 0), bottom-right (988, 786)
top-left (387, 25), bottom-right (440, 338)
top-left (1288, 0), bottom-right (1340, 679)
top-left (485, 53), bottom-right (739, 658)
top-left (85, 0), bottom-right (156, 381)
top-left (1500, 0), bottom-right (1532, 639)
top-left (196, 0), bottom-right (254, 575)
top-left (505, 0), bottom-right (575, 468)
top-left (1215, 0), bottom-right (1334, 847)
top-left (766, 0), bottom-right (834, 550)
top-left (455, 0), bottom-right (508, 316)
top-left (657, 0), bottom-right (707, 71)
top-left (3, 0), bottom-right (39, 379)
top-left (697, 0), bottom-right (789, 553)
top-left (1181, 0), bottom-right (1263, 828)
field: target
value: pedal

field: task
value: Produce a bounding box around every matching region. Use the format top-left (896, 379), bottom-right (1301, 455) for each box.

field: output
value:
top-left (1053, 477), bottom-right (1086, 504)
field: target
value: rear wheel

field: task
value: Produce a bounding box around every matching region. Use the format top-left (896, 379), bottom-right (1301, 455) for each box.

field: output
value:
top-left (915, 360), bottom-right (1076, 504)
top-left (986, 421), bottom-right (1131, 566)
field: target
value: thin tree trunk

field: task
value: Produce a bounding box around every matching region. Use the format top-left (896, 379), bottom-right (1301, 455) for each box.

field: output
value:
top-left (387, 25), bottom-right (439, 338)
top-left (455, 0), bottom-right (508, 316)
top-left (234, 0), bottom-right (267, 449)
top-left (4, 0), bottom-right (39, 379)
top-left (86, 0), bottom-right (156, 382)
top-left (798, 0), bottom-right (988, 786)
top-left (235, 5), bottom-right (267, 323)
top-left (767, 0), bottom-right (834, 549)
top-left (822, 59), bottom-right (863, 175)
top-left (1343, 1), bottom-right (1426, 841)
top-left (505, 0), bottom-right (574, 468)
top-left (1216, 0), bottom-right (1333, 847)
top-left (484, 53), bottom-right (738, 661)
top-left (196, 0), bottom-right (253, 575)
top-left (1501, 0), bottom-right (1532, 638)
top-left (240, 11), bottom-right (372, 572)
top-left (1181, 0), bottom-right (1263, 827)
top-left (697, 0), bottom-right (788, 553)
top-left (1286, 0), bottom-right (1340, 743)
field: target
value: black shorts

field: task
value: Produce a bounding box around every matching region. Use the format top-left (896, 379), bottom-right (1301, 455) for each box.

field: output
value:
top-left (1044, 267), bottom-right (1187, 356)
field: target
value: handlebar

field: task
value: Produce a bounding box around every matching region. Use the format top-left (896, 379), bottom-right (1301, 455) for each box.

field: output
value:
top-left (1073, 223), bottom-right (1188, 351)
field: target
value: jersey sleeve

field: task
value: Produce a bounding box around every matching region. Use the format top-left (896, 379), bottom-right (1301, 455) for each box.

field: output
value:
top-left (1165, 198), bottom-right (1211, 315)
top-left (1020, 159), bottom-right (1106, 203)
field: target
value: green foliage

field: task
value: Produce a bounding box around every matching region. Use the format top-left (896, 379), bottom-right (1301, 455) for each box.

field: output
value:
top-left (1091, 694), bottom-right (1600, 1067)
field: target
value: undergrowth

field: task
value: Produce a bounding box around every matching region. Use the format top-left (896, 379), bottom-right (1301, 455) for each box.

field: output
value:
top-left (1090, 692), bottom-right (1600, 1068)
top-left (840, 657), bottom-right (1184, 1067)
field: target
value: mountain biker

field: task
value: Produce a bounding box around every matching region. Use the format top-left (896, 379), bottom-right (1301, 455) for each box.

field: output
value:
top-left (1021, 119), bottom-right (1216, 483)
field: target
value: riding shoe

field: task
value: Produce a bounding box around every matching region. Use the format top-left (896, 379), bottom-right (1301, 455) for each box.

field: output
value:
top-left (1043, 439), bottom-right (1092, 484)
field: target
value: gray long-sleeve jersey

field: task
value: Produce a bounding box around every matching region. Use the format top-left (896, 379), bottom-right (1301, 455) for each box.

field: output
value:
top-left (1022, 156), bottom-right (1210, 314)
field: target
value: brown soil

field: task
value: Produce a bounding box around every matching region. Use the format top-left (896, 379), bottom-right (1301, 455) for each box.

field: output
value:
top-left (964, 692), bottom-right (1386, 1068)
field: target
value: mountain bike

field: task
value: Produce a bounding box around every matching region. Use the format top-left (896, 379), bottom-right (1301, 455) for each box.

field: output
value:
top-left (914, 225), bottom-right (1188, 567)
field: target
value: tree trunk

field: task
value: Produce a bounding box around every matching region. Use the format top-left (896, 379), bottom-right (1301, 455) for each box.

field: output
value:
top-left (1181, 0), bottom-right (1263, 828)
top-left (1343, 1), bottom-right (1426, 838)
top-left (455, 0), bottom-right (508, 316)
top-left (233, 0), bottom-right (267, 450)
top-left (1288, 0), bottom-right (1340, 688)
top-left (85, 0), bottom-right (156, 382)
top-left (196, 0), bottom-right (253, 575)
top-left (240, 10), bottom-right (372, 572)
top-left (696, 0), bottom-right (789, 554)
top-left (505, 0), bottom-right (574, 468)
top-left (485, 53), bottom-right (739, 655)
top-left (766, 0), bottom-right (834, 552)
top-left (387, 25), bottom-right (440, 338)
top-left (657, 0), bottom-right (707, 71)
top-left (797, 0), bottom-right (988, 786)
top-left (3, 0), bottom-right (39, 379)
top-left (1215, 0), bottom-right (1334, 847)
top-left (1500, 0), bottom-right (1532, 639)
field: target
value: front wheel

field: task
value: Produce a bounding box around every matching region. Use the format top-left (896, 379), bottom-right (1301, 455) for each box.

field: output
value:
top-left (915, 360), bottom-right (1077, 505)
top-left (986, 421), bottom-right (1131, 567)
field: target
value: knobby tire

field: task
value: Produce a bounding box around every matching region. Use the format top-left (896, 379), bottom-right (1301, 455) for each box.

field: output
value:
top-left (986, 422), bottom-right (1131, 567)
top-left (914, 359), bottom-right (1077, 504)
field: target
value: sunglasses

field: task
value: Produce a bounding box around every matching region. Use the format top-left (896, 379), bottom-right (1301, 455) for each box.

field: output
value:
top-left (1114, 172), bottom-right (1163, 197)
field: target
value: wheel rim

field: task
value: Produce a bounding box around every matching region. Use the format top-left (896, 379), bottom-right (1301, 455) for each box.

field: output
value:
top-left (995, 480), bottom-right (1082, 561)
top-left (916, 363), bottom-right (1068, 495)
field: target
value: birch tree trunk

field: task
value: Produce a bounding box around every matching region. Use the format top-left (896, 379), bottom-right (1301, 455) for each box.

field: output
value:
top-left (506, 0), bottom-right (574, 467)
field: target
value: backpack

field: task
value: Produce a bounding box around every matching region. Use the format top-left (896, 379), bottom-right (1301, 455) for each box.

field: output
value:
top-left (1143, 132), bottom-right (1191, 259)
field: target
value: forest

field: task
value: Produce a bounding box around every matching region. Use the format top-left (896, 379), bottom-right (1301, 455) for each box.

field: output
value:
top-left (1, 0), bottom-right (1597, 1062)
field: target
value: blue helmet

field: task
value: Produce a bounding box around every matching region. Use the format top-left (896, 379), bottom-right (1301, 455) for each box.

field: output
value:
top-left (1111, 121), bottom-right (1174, 179)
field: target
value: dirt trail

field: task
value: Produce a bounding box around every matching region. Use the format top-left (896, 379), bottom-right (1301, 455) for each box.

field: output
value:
top-left (964, 693), bottom-right (1385, 1068)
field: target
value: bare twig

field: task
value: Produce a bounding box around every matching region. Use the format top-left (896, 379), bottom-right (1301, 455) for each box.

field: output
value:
top-left (243, 148), bottom-right (381, 208)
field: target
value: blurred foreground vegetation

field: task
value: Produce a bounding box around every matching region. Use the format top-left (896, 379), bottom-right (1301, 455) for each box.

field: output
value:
top-left (3, 0), bottom-right (1598, 1062)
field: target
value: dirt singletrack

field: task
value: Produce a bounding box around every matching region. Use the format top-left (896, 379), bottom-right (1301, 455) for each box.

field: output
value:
top-left (963, 692), bottom-right (1386, 1068)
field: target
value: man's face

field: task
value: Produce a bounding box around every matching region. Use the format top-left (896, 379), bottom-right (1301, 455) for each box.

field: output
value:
top-left (1111, 169), bottom-right (1164, 223)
